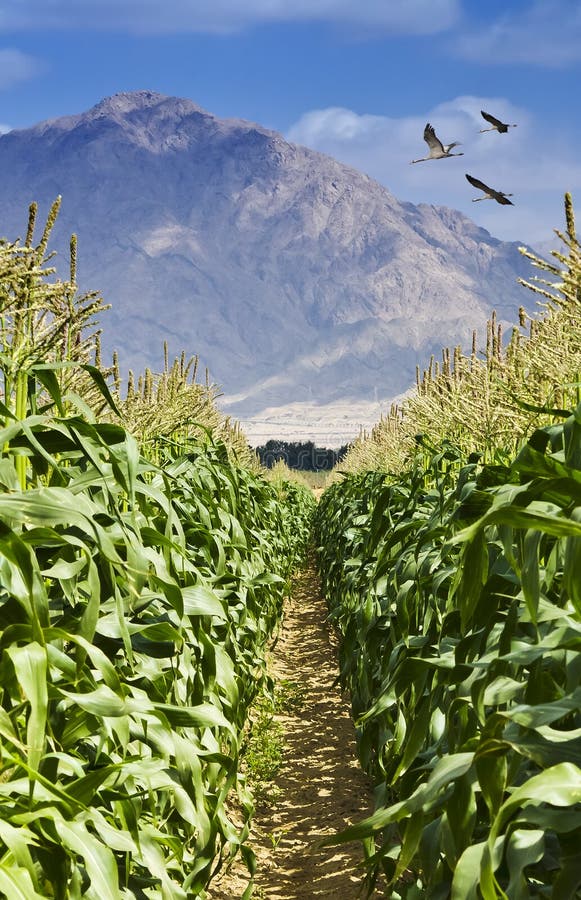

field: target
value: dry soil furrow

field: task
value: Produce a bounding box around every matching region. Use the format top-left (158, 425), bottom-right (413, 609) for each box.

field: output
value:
top-left (210, 563), bottom-right (376, 899)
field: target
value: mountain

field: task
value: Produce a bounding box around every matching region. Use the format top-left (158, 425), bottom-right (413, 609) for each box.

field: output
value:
top-left (0, 91), bottom-right (534, 443)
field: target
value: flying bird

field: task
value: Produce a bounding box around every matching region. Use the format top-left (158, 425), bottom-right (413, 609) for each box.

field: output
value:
top-left (410, 123), bottom-right (463, 164)
top-left (479, 110), bottom-right (517, 133)
top-left (465, 173), bottom-right (514, 205)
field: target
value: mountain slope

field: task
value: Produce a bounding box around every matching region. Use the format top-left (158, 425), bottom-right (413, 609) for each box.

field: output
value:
top-left (0, 91), bottom-right (533, 440)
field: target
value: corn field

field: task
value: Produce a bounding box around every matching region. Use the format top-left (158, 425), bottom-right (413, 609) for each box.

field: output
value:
top-left (315, 196), bottom-right (581, 897)
top-left (4, 185), bottom-right (581, 898)
top-left (0, 202), bottom-right (315, 897)
top-left (340, 193), bottom-right (581, 476)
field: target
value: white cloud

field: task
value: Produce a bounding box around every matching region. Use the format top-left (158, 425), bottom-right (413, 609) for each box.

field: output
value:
top-left (453, 0), bottom-right (581, 66)
top-left (287, 96), bottom-right (581, 244)
top-left (0, 48), bottom-right (42, 89)
top-left (0, 0), bottom-right (461, 35)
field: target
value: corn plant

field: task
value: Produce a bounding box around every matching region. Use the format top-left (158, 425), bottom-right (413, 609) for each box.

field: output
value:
top-left (0, 416), bottom-right (313, 896)
top-left (110, 344), bottom-right (256, 470)
top-left (0, 203), bottom-right (316, 896)
top-left (316, 194), bottom-right (581, 898)
top-left (315, 406), bottom-right (581, 897)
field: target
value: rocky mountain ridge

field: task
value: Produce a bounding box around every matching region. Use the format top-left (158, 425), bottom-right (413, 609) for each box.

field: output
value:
top-left (0, 91), bottom-right (534, 442)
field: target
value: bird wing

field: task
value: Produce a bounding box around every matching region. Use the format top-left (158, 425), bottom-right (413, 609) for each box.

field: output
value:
top-left (481, 110), bottom-right (503, 128)
top-left (465, 173), bottom-right (490, 192)
top-left (466, 173), bottom-right (514, 204)
top-left (423, 123), bottom-right (444, 153)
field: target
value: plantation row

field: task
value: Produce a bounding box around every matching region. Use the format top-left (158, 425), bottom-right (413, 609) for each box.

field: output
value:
top-left (0, 203), bottom-right (316, 897)
top-left (316, 415), bottom-right (581, 897)
top-left (314, 200), bottom-right (581, 897)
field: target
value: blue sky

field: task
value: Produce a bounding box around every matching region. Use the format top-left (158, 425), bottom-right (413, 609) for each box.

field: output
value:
top-left (0, 0), bottom-right (580, 244)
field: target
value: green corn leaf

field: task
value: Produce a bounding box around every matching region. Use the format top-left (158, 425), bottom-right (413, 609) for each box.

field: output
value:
top-left (501, 689), bottom-right (581, 728)
top-left (0, 865), bottom-right (46, 900)
top-left (505, 829), bottom-right (545, 900)
top-left (393, 811), bottom-right (424, 884)
top-left (151, 700), bottom-right (232, 731)
top-left (6, 642), bottom-right (48, 773)
top-left (29, 364), bottom-right (66, 415)
top-left (452, 504), bottom-right (581, 544)
top-left (392, 693), bottom-right (432, 781)
top-left (521, 529), bottom-right (542, 624)
top-left (444, 771), bottom-right (477, 867)
top-left (453, 529), bottom-right (488, 630)
top-left (496, 763), bottom-right (581, 828)
top-left (0, 708), bottom-right (21, 748)
top-left (0, 821), bottom-right (39, 884)
top-left (85, 810), bottom-right (137, 854)
top-left (475, 742), bottom-right (508, 819)
top-left (54, 819), bottom-right (122, 899)
top-left (563, 404), bottom-right (581, 469)
top-left (181, 584), bottom-right (227, 618)
top-left (79, 364), bottom-right (122, 417)
top-left (510, 804), bottom-right (581, 834)
top-left (452, 840), bottom-right (500, 900)
top-left (138, 832), bottom-right (188, 900)
top-left (478, 763), bottom-right (581, 891)
top-left (564, 507), bottom-right (581, 616)
top-left (58, 684), bottom-right (128, 717)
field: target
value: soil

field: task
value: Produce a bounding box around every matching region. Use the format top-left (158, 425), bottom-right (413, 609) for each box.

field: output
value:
top-left (208, 561), bottom-right (379, 899)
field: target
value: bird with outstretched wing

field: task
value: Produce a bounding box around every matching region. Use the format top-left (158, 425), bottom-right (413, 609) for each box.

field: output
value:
top-left (410, 123), bottom-right (463, 163)
top-left (466, 173), bottom-right (514, 205)
top-left (480, 110), bottom-right (517, 133)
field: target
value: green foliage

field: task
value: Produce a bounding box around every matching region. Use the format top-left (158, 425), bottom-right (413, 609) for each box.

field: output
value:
top-left (256, 439), bottom-right (347, 472)
top-left (112, 344), bottom-right (257, 470)
top-left (0, 199), bottom-right (111, 487)
top-left (243, 677), bottom-right (306, 804)
top-left (315, 408), bottom-right (581, 897)
top-left (0, 411), bottom-right (313, 895)
top-left (0, 202), bottom-right (316, 896)
top-left (244, 701), bottom-right (285, 803)
top-left (317, 197), bottom-right (581, 895)
top-left (273, 678), bottom-right (307, 714)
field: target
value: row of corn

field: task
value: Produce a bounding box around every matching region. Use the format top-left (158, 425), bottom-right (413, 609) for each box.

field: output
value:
top-left (0, 203), bottom-right (315, 897)
top-left (315, 413), bottom-right (581, 897)
top-left (315, 196), bottom-right (581, 897)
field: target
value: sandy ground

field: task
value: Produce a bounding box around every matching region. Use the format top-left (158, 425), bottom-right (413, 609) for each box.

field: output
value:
top-left (208, 563), bottom-right (378, 899)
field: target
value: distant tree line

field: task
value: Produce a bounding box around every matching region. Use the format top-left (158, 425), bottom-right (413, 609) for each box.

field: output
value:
top-left (256, 439), bottom-right (349, 471)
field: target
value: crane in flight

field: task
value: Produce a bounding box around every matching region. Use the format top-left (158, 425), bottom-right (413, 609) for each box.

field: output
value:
top-left (410, 123), bottom-right (463, 164)
top-left (465, 174), bottom-right (514, 205)
top-left (479, 110), bottom-right (517, 133)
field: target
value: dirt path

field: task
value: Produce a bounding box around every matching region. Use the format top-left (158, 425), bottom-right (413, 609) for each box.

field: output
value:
top-left (210, 561), bottom-right (378, 899)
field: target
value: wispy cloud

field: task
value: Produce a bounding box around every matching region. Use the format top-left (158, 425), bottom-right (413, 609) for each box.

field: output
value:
top-left (453, 0), bottom-right (581, 67)
top-left (287, 96), bottom-right (581, 243)
top-left (0, 0), bottom-right (461, 36)
top-left (0, 48), bottom-right (42, 89)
